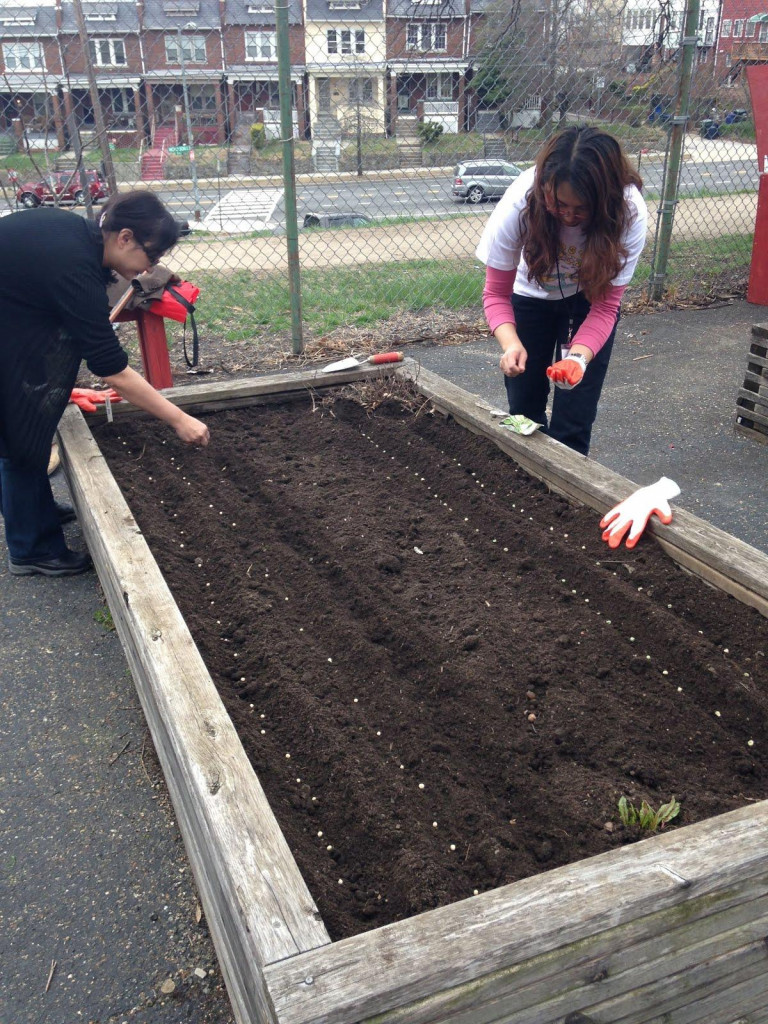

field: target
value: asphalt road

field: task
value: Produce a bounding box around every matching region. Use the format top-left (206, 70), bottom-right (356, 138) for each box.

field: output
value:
top-left (156, 155), bottom-right (762, 225)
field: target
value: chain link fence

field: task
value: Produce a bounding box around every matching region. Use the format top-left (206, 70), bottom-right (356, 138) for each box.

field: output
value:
top-left (0, 0), bottom-right (762, 358)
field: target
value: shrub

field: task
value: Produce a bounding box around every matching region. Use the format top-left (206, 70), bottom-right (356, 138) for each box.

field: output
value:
top-left (250, 123), bottom-right (266, 150)
top-left (417, 121), bottom-right (444, 145)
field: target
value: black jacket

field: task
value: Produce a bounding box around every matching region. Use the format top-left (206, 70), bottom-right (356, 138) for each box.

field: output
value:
top-left (0, 208), bottom-right (128, 466)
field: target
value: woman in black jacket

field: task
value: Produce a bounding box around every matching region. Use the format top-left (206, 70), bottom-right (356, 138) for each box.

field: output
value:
top-left (0, 190), bottom-right (209, 577)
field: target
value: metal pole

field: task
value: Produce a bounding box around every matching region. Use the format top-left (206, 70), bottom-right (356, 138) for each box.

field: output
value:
top-left (72, 0), bottom-right (118, 196)
top-left (276, 0), bottom-right (303, 355)
top-left (648, 0), bottom-right (700, 302)
top-left (179, 24), bottom-right (202, 222)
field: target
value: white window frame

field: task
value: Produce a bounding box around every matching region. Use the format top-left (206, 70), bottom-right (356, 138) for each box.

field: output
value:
top-left (245, 30), bottom-right (277, 61)
top-left (327, 28), bottom-right (338, 53)
top-left (88, 38), bottom-right (127, 67)
top-left (348, 77), bottom-right (373, 104)
top-left (733, 19), bottom-right (744, 38)
top-left (164, 34), bottom-right (207, 64)
top-left (3, 41), bottom-right (44, 71)
top-left (406, 22), bottom-right (446, 51)
top-left (425, 72), bottom-right (452, 100)
top-left (761, 22), bottom-right (768, 43)
top-left (746, 20), bottom-right (756, 37)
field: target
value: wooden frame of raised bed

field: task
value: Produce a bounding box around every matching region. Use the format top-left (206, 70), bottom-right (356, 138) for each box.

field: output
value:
top-left (57, 362), bottom-right (768, 1024)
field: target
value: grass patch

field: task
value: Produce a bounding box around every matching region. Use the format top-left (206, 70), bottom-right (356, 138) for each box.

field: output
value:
top-left (188, 230), bottom-right (750, 347)
top-left (195, 258), bottom-right (484, 340)
top-left (633, 232), bottom-right (751, 297)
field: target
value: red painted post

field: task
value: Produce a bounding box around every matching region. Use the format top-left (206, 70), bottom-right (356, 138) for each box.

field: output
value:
top-left (746, 67), bottom-right (768, 305)
top-left (114, 309), bottom-right (173, 390)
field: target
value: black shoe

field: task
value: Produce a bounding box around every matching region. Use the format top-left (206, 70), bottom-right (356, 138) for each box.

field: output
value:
top-left (55, 501), bottom-right (77, 525)
top-left (9, 549), bottom-right (92, 577)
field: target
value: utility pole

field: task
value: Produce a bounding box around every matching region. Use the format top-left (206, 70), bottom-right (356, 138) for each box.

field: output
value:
top-left (276, 0), bottom-right (303, 354)
top-left (72, 0), bottom-right (118, 197)
top-left (649, 0), bottom-right (700, 301)
top-left (178, 23), bottom-right (203, 222)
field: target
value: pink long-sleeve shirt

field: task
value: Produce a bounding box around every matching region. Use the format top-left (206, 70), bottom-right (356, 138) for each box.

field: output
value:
top-left (482, 266), bottom-right (626, 357)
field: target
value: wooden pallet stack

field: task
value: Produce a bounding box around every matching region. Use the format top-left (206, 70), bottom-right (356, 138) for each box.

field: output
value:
top-left (736, 324), bottom-right (768, 444)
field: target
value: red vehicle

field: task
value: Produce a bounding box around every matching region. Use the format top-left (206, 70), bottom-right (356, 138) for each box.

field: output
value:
top-left (10, 169), bottom-right (110, 209)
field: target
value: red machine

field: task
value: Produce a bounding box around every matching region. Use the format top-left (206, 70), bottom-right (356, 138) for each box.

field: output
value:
top-left (747, 66), bottom-right (768, 304)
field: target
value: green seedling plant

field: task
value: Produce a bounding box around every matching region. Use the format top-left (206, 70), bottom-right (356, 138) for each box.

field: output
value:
top-left (618, 795), bottom-right (680, 832)
top-left (94, 606), bottom-right (115, 632)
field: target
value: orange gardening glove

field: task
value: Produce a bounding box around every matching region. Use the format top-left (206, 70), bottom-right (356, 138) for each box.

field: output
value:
top-left (69, 388), bottom-right (122, 413)
top-left (546, 352), bottom-right (588, 390)
top-left (600, 478), bottom-right (681, 549)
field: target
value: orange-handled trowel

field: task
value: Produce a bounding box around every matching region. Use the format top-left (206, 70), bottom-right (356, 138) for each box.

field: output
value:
top-left (321, 351), bottom-right (404, 373)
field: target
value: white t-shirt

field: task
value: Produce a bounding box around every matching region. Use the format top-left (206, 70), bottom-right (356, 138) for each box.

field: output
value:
top-left (475, 165), bottom-right (648, 300)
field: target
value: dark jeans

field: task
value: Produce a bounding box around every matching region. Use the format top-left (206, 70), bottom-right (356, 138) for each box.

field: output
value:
top-left (0, 458), bottom-right (67, 562)
top-left (505, 292), bottom-right (618, 456)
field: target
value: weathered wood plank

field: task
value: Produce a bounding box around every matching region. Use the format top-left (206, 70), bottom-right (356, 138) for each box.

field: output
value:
top-left (736, 396), bottom-right (768, 430)
top-left (57, 405), bottom-right (331, 1024)
top-left (335, 892), bottom-right (768, 1024)
top-left (401, 365), bottom-right (768, 616)
top-left (735, 421), bottom-right (768, 446)
top-left (265, 802), bottom-right (768, 1024)
top-left (743, 371), bottom-right (768, 399)
top-left (79, 364), bottom-right (398, 422)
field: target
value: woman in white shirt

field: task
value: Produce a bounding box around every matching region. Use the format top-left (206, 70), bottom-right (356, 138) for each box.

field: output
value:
top-left (476, 125), bottom-right (648, 455)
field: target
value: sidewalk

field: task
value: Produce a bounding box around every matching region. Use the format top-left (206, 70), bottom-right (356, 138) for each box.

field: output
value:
top-left (1, 299), bottom-right (766, 1024)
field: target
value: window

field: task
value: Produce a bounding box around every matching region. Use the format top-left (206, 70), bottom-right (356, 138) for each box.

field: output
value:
top-left (761, 22), bottom-right (768, 42)
top-left (165, 35), bottom-right (207, 64)
top-left (3, 41), bottom-right (43, 71)
top-left (721, 20), bottom-right (731, 37)
top-left (746, 20), bottom-right (756, 37)
top-left (88, 38), bottom-right (126, 66)
top-left (190, 85), bottom-right (217, 112)
top-left (328, 28), bottom-right (365, 54)
top-left (348, 77), bottom-right (373, 104)
top-left (627, 8), bottom-right (655, 32)
top-left (406, 22), bottom-right (446, 51)
top-left (245, 31), bottom-right (276, 61)
top-left (425, 73), bottom-right (453, 99)
top-left (733, 19), bottom-right (744, 38)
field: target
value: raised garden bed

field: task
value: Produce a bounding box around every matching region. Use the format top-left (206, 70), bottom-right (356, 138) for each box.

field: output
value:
top-left (58, 364), bottom-right (768, 1024)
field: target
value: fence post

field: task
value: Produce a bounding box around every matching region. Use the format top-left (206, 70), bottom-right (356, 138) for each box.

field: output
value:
top-left (276, 0), bottom-right (304, 355)
top-left (648, 0), bottom-right (700, 303)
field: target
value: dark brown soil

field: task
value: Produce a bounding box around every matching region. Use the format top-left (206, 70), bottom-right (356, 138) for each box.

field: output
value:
top-left (95, 382), bottom-right (768, 942)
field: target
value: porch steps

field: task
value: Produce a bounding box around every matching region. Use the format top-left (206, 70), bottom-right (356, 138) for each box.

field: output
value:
top-left (396, 115), bottom-right (423, 168)
top-left (140, 150), bottom-right (167, 181)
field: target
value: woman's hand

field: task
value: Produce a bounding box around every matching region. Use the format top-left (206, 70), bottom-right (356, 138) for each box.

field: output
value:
top-left (174, 413), bottom-right (210, 447)
top-left (103, 366), bottom-right (211, 446)
top-left (494, 323), bottom-right (527, 377)
top-left (500, 343), bottom-right (527, 377)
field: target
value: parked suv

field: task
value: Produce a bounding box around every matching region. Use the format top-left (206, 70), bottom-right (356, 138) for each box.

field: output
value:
top-left (452, 160), bottom-right (521, 204)
top-left (11, 169), bottom-right (110, 209)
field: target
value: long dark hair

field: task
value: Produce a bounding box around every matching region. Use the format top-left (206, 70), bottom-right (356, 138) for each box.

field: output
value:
top-left (99, 190), bottom-right (180, 262)
top-left (522, 126), bottom-right (643, 301)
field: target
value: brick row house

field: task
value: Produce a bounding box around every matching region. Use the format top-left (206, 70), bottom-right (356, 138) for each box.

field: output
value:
top-left (0, 0), bottom-right (748, 155)
top-left (0, 0), bottom-right (495, 149)
top-left (715, 0), bottom-right (768, 79)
